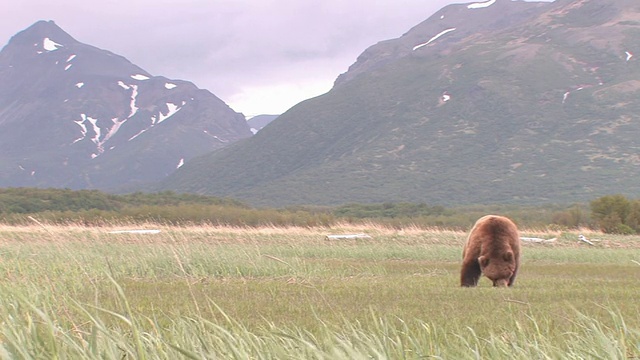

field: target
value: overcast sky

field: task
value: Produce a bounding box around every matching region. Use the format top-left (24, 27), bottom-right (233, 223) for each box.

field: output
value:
top-left (1, 0), bottom-right (552, 117)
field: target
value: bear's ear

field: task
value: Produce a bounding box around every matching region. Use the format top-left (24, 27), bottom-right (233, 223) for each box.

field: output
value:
top-left (503, 251), bottom-right (513, 262)
top-left (478, 256), bottom-right (489, 268)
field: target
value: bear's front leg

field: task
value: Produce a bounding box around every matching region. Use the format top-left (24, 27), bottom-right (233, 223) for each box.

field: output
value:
top-left (460, 258), bottom-right (481, 287)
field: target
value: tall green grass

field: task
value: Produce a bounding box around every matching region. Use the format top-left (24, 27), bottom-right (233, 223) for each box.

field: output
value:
top-left (0, 224), bottom-right (638, 358)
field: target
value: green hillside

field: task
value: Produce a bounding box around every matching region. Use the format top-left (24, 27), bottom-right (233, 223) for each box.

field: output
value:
top-left (158, 0), bottom-right (640, 207)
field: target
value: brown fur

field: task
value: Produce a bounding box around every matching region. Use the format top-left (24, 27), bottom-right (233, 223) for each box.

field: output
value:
top-left (461, 215), bottom-right (520, 287)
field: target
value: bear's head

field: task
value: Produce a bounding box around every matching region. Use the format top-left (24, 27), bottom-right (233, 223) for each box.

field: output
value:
top-left (478, 251), bottom-right (515, 287)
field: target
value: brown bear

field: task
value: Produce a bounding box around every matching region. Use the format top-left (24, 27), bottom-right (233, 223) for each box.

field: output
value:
top-left (460, 215), bottom-right (520, 287)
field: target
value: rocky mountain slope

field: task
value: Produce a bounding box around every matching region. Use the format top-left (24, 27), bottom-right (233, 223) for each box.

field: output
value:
top-left (0, 20), bottom-right (252, 190)
top-left (158, 0), bottom-right (640, 207)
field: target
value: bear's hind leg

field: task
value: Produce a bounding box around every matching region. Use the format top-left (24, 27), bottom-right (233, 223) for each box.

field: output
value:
top-left (461, 259), bottom-right (481, 287)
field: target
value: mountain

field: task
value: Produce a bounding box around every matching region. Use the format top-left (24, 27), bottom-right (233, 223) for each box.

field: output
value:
top-left (247, 114), bottom-right (279, 134)
top-left (158, 0), bottom-right (640, 207)
top-left (0, 20), bottom-right (252, 190)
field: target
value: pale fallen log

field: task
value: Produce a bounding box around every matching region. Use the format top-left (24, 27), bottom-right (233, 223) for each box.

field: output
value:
top-left (325, 233), bottom-right (372, 240)
top-left (520, 237), bottom-right (557, 243)
top-left (108, 229), bottom-right (161, 234)
top-left (578, 234), bottom-right (595, 246)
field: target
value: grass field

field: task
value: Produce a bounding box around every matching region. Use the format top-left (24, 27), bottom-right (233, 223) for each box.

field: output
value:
top-left (0, 222), bottom-right (638, 359)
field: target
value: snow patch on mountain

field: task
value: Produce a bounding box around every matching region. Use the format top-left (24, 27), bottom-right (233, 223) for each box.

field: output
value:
top-left (129, 101), bottom-right (187, 141)
top-left (165, 82), bottom-right (177, 89)
top-left (131, 74), bottom-right (150, 80)
top-left (43, 37), bottom-right (62, 51)
top-left (467, 0), bottom-right (496, 9)
top-left (17, 164), bottom-right (35, 177)
top-left (129, 84), bottom-right (139, 118)
top-left (413, 28), bottom-right (457, 50)
top-left (204, 130), bottom-right (228, 143)
top-left (70, 81), bottom-right (148, 157)
top-left (74, 83), bottom-right (189, 152)
top-left (73, 114), bottom-right (89, 143)
top-left (66, 54), bottom-right (76, 62)
top-left (88, 117), bottom-right (101, 145)
top-left (158, 102), bottom-right (181, 123)
top-left (104, 117), bottom-right (126, 144)
top-left (128, 128), bottom-right (147, 141)
top-left (72, 113), bottom-right (102, 154)
top-left (75, 113), bottom-right (126, 158)
top-left (562, 86), bottom-right (587, 104)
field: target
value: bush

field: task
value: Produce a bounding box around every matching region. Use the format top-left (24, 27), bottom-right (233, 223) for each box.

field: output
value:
top-left (551, 205), bottom-right (589, 228)
top-left (614, 223), bottom-right (636, 235)
top-left (590, 195), bottom-right (640, 234)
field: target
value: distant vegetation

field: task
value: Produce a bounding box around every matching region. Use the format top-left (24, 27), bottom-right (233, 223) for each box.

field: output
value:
top-left (1, 187), bottom-right (639, 233)
top-left (0, 187), bottom-right (244, 213)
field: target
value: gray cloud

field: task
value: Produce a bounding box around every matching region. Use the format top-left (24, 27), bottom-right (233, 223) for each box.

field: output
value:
top-left (1, 0), bottom-right (550, 116)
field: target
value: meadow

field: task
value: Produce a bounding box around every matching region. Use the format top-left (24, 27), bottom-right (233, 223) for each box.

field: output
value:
top-left (0, 222), bottom-right (638, 359)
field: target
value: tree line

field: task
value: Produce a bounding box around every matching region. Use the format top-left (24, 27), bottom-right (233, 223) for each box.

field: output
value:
top-left (0, 188), bottom-right (637, 233)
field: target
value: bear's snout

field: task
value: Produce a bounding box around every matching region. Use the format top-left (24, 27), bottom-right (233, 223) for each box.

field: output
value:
top-left (492, 278), bottom-right (509, 287)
